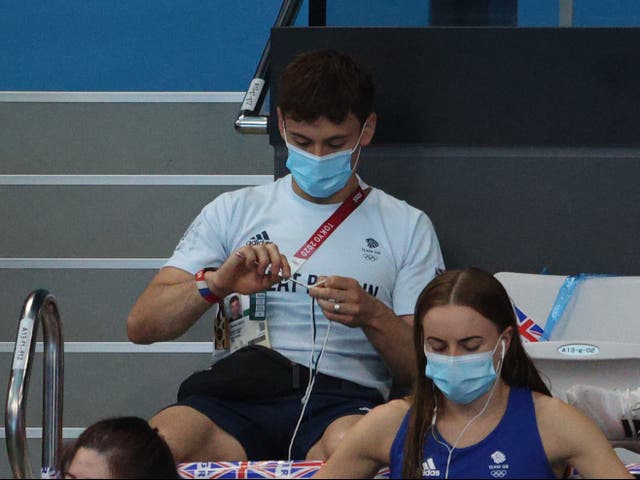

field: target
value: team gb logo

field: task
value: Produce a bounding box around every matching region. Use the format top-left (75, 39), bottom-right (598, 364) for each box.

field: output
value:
top-left (366, 238), bottom-right (379, 248)
top-left (491, 451), bottom-right (506, 464)
top-left (362, 238), bottom-right (381, 262)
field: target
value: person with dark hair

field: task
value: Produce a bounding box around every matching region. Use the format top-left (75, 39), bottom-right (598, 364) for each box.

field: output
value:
top-left (127, 49), bottom-right (443, 463)
top-left (60, 416), bottom-right (179, 479)
top-left (314, 268), bottom-right (632, 479)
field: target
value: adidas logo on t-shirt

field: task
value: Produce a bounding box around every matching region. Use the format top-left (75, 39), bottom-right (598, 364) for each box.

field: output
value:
top-left (247, 230), bottom-right (270, 245)
top-left (422, 457), bottom-right (441, 477)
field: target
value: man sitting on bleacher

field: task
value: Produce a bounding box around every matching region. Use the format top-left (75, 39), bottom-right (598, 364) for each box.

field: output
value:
top-left (127, 49), bottom-right (444, 462)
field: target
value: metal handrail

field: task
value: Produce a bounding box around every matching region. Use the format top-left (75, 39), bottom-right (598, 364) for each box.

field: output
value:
top-left (5, 290), bottom-right (64, 479)
top-left (234, 0), bottom-right (303, 134)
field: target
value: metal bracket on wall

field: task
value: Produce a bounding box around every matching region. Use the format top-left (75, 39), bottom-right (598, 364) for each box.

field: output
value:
top-left (234, 0), bottom-right (303, 134)
top-left (559, 0), bottom-right (574, 27)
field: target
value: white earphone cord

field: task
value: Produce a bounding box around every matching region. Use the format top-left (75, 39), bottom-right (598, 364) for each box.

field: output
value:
top-left (287, 279), bottom-right (331, 461)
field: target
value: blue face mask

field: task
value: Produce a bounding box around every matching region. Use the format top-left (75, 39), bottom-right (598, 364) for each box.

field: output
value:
top-left (425, 337), bottom-right (505, 405)
top-left (283, 123), bottom-right (366, 198)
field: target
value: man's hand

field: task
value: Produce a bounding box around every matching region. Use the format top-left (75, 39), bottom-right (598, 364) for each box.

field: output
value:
top-left (208, 242), bottom-right (292, 297)
top-left (308, 276), bottom-right (390, 328)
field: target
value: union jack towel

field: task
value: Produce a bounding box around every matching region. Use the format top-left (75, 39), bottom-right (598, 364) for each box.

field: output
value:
top-left (177, 461), bottom-right (390, 479)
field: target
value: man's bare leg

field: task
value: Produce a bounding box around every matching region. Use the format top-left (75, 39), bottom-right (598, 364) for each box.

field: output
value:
top-left (150, 405), bottom-right (247, 462)
top-left (305, 414), bottom-right (363, 460)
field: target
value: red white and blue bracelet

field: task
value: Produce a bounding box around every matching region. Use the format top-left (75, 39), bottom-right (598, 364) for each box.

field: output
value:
top-left (195, 268), bottom-right (221, 304)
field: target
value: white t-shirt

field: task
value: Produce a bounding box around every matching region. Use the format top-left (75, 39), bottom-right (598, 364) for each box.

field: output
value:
top-left (165, 174), bottom-right (444, 398)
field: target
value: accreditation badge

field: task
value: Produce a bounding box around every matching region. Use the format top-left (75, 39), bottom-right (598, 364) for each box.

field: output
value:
top-left (214, 292), bottom-right (270, 353)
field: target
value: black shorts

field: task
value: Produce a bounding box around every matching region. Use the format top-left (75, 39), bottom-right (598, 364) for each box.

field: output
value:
top-left (175, 375), bottom-right (384, 460)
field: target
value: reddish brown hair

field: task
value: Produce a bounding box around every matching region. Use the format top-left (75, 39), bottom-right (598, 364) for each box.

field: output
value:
top-left (402, 268), bottom-right (551, 478)
top-left (60, 416), bottom-right (179, 479)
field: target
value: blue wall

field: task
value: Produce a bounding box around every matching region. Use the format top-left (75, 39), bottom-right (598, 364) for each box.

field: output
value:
top-left (573, 0), bottom-right (640, 26)
top-left (0, 0), bottom-right (308, 91)
top-left (1, 0), bottom-right (640, 91)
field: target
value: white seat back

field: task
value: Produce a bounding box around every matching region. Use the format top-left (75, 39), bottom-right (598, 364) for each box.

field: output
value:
top-left (494, 272), bottom-right (640, 401)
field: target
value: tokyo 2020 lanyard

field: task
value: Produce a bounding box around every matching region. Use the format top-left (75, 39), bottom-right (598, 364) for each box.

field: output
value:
top-left (288, 183), bottom-right (371, 276)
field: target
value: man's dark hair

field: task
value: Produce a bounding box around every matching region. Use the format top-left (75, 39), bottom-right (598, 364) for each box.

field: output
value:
top-left (278, 49), bottom-right (375, 125)
top-left (60, 416), bottom-right (179, 478)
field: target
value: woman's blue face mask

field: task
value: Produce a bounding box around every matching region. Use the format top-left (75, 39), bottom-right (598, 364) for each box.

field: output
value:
top-left (283, 122), bottom-right (367, 198)
top-left (425, 336), bottom-right (506, 405)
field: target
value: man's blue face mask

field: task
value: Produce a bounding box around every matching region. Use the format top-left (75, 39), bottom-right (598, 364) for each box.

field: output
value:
top-left (283, 122), bottom-right (367, 198)
top-left (425, 336), bottom-right (506, 405)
